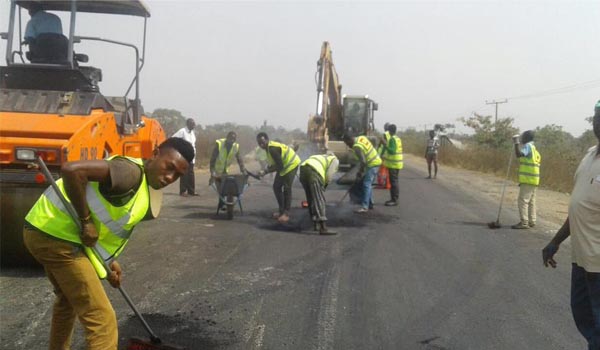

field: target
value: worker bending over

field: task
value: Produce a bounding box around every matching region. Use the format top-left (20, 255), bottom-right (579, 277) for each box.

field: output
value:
top-left (512, 130), bottom-right (541, 229)
top-left (343, 134), bottom-right (382, 213)
top-left (256, 132), bottom-right (301, 224)
top-left (210, 131), bottom-right (246, 209)
top-left (23, 138), bottom-right (194, 349)
top-left (299, 154), bottom-right (339, 235)
top-left (380, 124), bottom-right (403, 206)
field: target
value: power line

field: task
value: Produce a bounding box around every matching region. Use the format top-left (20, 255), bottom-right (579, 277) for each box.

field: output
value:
top-left (505, 78), bottom-right (600, 101)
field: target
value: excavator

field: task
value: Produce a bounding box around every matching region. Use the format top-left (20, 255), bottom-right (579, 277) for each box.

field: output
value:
top-left (0, 0), bottom-right (166, 265)
top-left (307, 41), bottom-right (378, 183)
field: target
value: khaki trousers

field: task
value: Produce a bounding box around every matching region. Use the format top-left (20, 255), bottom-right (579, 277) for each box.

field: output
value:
top-left (517, 183), bottom-right (537, 225)
top-left (23, 228), bottom-right (117, 350)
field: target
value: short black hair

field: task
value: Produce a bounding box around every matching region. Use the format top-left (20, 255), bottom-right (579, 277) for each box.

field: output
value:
top-left (342, 134), bottom-right (354, 143)
top-left (159, 137), bottom-right (195, 163)
top-left (256, 132), bottom-right (269, 141)
top-left (522, 130), bottom-right (535, 143)
top-left (388, 124), bottom-right (397, 135)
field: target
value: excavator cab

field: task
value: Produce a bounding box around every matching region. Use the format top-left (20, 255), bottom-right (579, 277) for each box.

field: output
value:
top-left (342, 96), bottom-right (377, 136)
top-left (0, 0), bottom-right (165, 266)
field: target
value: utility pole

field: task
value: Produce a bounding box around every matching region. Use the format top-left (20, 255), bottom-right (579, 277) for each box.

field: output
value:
top-left (485, 99), bottom-right (508, 126)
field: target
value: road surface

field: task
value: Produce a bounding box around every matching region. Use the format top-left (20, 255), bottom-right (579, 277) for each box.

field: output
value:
top-left (0, 159), bottom-right (583, 349)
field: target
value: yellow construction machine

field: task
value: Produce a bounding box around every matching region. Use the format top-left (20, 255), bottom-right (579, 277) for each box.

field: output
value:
top-left (0, 0), bottom-right (165, 265)
top-left (307, 41), bottom-right (378, 183)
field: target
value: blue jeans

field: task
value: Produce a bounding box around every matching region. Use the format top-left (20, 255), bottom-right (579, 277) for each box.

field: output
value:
top-left (571, 263), bottom-right (600, 350)
top-left (361, 166), bottom-right (379, 209)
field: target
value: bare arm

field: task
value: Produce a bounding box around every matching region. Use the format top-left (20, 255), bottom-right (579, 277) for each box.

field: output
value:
top-left (61, 160), bottom-right (110, 246)
top-left (542, 217), bottom-right (570, 268)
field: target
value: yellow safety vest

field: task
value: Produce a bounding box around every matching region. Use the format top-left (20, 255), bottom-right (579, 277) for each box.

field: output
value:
top-left (266, 141), bottom-right (301, 176)
top-left (382, 135), bottom-right (404, 170)
top-left (214, 139), bottom-right (240, 175)
top-left (353, 136), bottom-right (382, 168)
top-left (25, 156), bottom-right (150, 278)
top-left (378, 131), bottom-right (390, 156)
top-left (301, 154), bottom-right (338, 184)
top-left (518, 143), bottom-right (541, 186)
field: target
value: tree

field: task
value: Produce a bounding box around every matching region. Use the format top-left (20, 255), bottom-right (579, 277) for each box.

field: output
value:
top-left (534, 124), bottom-right (575, 150)
top-left (150, 108), bottom-right (188, 137)
top-left (459, 113), bottom-right (518, 147)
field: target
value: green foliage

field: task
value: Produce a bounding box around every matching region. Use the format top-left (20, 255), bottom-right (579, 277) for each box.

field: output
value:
top-left (459, 113), bottom-right (519, 147)
top-left (401, 118), bottom-right (597, 193)
top-left (150, 108), bottom-right (187, 136)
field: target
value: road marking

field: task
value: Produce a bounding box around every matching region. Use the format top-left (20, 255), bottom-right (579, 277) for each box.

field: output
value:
top-left (253, 324), bottom-right (266, 349)
top-left (244, 297), bottom-right (265, 346)
top-left (316, 241), bottom-right (341, 350)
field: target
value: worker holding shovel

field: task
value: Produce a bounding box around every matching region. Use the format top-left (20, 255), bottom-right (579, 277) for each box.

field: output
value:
top-left (23, 138), bottom-right (194, 350)
top-left (299, 153), bottom-right (339, 235)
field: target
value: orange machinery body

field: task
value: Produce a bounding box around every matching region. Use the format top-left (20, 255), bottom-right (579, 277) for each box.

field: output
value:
top-left (0, 109), bottom-right (165, 266)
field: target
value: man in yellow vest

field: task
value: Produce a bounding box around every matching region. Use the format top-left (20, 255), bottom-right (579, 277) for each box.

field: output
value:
top-left (210, 131), bottom-right (246, 208)
top-left (381, 124), bottom-right (403, 206)
top-left (343, 134), bottom-right (382, 213)
top-left (23, 138), bottom-right (194, 349)
top-left (512, 130), bottom-right (541, 229)
top-left (256, 132), bottom-right (301, 224)
top-left (299, 154), bottom-right (339, 235)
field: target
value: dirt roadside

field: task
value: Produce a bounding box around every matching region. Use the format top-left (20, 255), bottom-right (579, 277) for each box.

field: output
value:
top-left (403, 153), bottom-right (570, 232)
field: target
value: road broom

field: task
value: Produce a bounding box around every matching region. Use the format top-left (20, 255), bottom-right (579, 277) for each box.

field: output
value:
top-left (488, 150), bottom-right (514, 229)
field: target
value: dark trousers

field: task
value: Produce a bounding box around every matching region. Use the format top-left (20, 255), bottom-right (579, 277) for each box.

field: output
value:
top-left (179, 162), bottom-right (196, 195)
top-left (571, 263), bottom-right (600, 350)
top-left (299, 166), bottom-right (327, 222)
top-left (389, 168), bottom-right (399, 202)
top-left (273, 167), bottom-right (298, 215)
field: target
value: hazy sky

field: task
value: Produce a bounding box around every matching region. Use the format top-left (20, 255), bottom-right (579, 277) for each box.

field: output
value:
top-left (2, 1), bottom-right (599, 136)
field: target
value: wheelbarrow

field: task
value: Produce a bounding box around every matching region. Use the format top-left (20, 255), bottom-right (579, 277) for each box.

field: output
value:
top-left (210, 173), bottom-right (254, 219)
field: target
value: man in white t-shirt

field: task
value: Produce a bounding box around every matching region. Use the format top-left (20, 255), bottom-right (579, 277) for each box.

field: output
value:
top-left (172, 118), bottom-right (197, 196)
top-left (543, 100), bottom-right (600, 349)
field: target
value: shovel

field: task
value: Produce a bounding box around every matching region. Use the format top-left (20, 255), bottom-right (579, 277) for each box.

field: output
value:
top-left (35, 156), bottom-right (184, 350)
top-left (488, 150), bottom-right (514, 229)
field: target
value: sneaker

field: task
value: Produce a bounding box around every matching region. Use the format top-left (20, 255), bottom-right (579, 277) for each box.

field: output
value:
top-left (355, 207), bottom-right (368, 213)
top-left (511, 222), bottom-right (530, 229)
top-left (385, 200), bottom-right (398, 207)
top-left (277, 213), bottom-right (290, 224)
top-left (529, 222), bottom-right (536, 228)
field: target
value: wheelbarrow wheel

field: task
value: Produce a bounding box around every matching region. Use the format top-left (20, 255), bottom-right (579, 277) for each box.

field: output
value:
top-left (226, 193), bottom-right (234, 220)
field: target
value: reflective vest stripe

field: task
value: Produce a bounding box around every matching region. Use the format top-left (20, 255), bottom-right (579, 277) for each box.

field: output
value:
top-left (518, 144), bottom-right (541, 186)
top-left (354, 136), bottom-right (382, 168)
top-left (215, 139), bottom-right (239, 175)
top-left (382, 135), bottom-right (404, 169)
top-left (267, 141), bottom-right (300, 176)
top-left (85, 185), bottom-right (131, 239)
top-left (301, 155), bottom-right (335, 183)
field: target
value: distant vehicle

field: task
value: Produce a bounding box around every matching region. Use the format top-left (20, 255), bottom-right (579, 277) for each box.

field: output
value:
top-left (0, 0), bottom-right (166, 266)
top-left (307, 42), bottom-right (378, 182)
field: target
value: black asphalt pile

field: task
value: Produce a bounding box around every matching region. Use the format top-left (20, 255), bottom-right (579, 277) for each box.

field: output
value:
top-left (118, 313), bottom-right (238, 350)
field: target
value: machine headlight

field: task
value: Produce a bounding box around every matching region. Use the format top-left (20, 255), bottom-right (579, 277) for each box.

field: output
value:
top-left (15, 148), bottom-right (60, 163)
top-left (15, 148), bottom-right (36, 161)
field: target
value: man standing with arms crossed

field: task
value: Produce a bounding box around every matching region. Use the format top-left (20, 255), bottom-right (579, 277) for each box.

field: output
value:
top-left (381, 124), bottom-right (403, 206)
top-left (23, 138), bottom-right (194, 349)
top-left (543, 100), bottom-right (600, 349)
top-left (512, 130), bottom-right (541, 229)
top-left (172, 118), bottom-right (197, 196)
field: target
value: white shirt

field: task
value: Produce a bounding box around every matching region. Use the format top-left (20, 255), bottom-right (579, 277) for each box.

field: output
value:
top-left (570, 145), bottom-right (600, 272)
top-left (172, 127), bottom-right (196, 164)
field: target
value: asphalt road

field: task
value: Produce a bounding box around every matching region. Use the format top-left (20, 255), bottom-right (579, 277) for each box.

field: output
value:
top-left (0, 162), bottom-right (584, 350)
